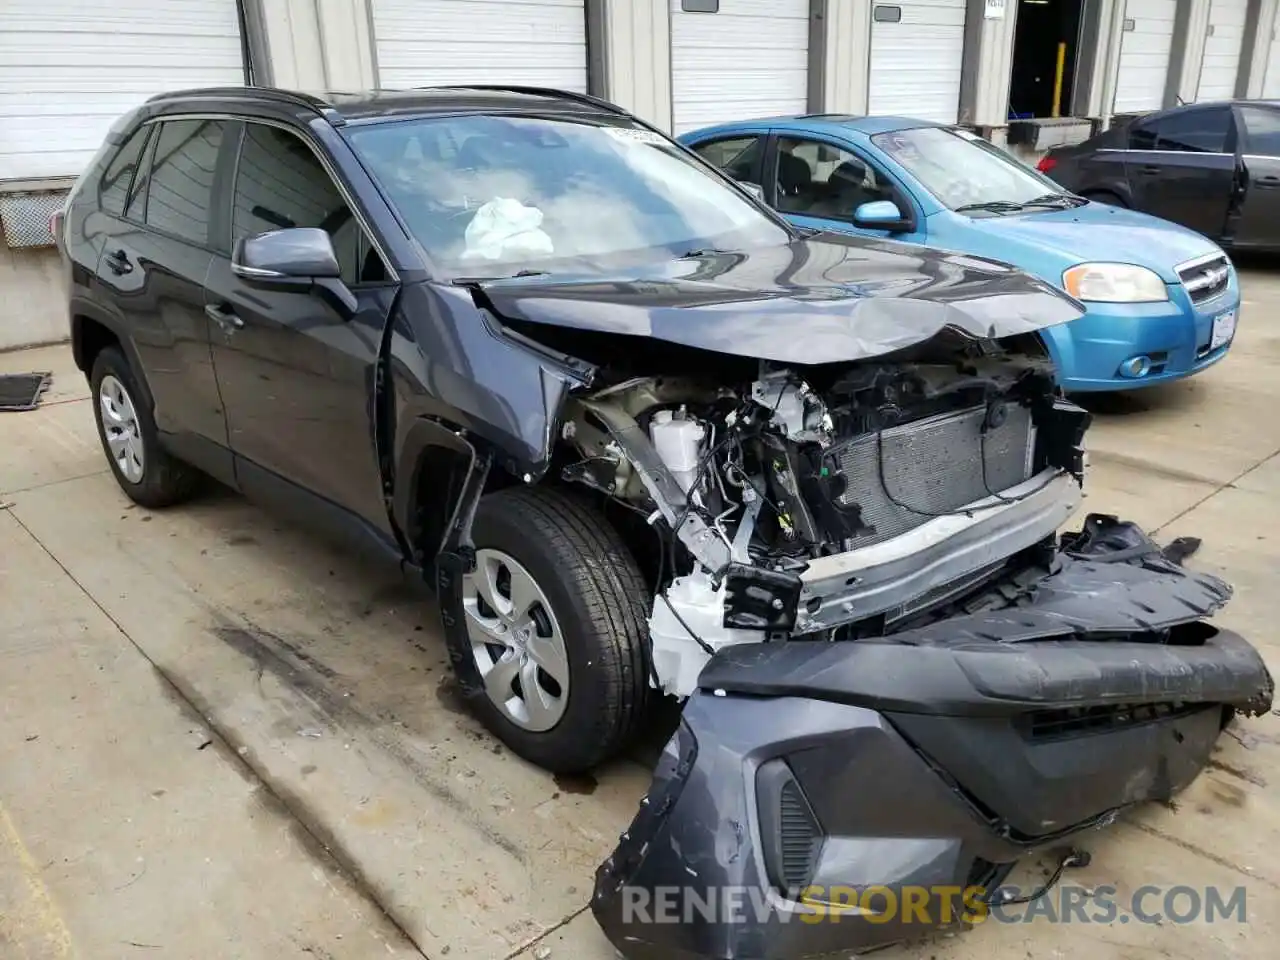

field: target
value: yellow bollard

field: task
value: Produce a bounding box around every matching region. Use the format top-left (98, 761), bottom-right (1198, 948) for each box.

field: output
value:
top-left (1052, 41), bottom-right (1066, 118)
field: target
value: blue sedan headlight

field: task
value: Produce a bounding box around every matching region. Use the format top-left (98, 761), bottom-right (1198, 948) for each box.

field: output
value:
top-left (1062, 263), bottom-right (1169, 303)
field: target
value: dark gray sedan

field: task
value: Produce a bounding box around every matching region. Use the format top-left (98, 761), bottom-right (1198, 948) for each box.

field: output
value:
top-left (1038, 100), bottom-right (1280, 251)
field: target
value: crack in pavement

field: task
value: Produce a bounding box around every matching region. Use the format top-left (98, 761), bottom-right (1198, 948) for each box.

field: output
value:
top-left (1153, 447), bottom-right (1280, 536)
top-left (1128, 821), bottom-right (1279, 890)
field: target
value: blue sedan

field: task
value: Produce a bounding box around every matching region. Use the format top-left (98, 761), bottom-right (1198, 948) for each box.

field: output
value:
top-left (680, 115), bottom-right (1239, 392)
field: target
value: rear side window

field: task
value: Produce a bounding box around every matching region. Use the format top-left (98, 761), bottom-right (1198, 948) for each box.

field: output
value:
top-left (233, 123), bottom-right (362, 284)
top-left (692, 135), bottom-right (764, 186)
top-left (142, 119), bottom-right (228, 246)
top-left (1131, 109), bottom-right (1231, 153)
top-left (98, 127), bottom-right (151, 216)
top-left (1238, 106), bottom-right (1280, 156)
top-left (125, 129), bottom-right (158, 221)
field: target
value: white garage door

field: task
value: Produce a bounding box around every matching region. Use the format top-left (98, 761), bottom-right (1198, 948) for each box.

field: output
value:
top-left (372, 0), bottom-right (587, 92)
top-left (1114, 0), bottom-right (1178, 114)
top-left (1196, 0), bottom-right (1248, 101)
top-left (0, 0), bottom-right (244, 182)
top-left (670, 0), bottom-right (810, 135)
top-left (1263, 27), bottom-right (1280, 98)
top-left (868, 0), bottom-right (968, 124)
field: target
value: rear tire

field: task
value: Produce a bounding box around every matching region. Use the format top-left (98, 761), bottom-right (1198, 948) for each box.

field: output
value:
top-left (441, 486), bottom-right (653, 773)
top-left (90, 346), bottom-right (201, 508)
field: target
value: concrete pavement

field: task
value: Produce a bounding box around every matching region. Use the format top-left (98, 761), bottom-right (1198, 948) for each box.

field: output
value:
top-left (2, 268), bottom-right (1279, 960)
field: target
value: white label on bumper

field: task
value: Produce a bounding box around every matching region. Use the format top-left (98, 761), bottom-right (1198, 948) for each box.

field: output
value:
top-left (1211, 309), bottom-right (1237, 351)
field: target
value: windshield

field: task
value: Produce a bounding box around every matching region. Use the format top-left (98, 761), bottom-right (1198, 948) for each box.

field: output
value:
top-left (346, 114), bottom-right (791, 278)
top-left (871, 126), bottom-right (1075, 214)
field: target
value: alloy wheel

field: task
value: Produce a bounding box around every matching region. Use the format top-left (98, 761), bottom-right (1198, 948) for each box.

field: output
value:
top-left (99, 374), bottom-right (145, 484)
top-left (461, 548), bottom-right (570, 732)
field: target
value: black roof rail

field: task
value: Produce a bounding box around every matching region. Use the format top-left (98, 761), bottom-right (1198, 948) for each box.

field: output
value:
top-left (421, 84), bottom-right (629, 116)
top-left (145, 86), bottom-right (346, 126)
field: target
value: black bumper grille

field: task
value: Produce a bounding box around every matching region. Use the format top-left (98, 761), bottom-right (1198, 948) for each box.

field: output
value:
top-left (1018, 701), bottom-right (1210, 742)
top-left (1177, 254), bottom-right (1231, 305)
top-left (779, 779), bottom-right (823, 890)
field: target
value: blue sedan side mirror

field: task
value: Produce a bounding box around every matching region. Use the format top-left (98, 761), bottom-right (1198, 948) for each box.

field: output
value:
top-left (853, 200), bottom-right (909, 231)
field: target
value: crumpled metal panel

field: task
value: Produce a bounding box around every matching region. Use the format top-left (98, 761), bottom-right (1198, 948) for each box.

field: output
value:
top-left (893, 555), bottom-right (1233, 646)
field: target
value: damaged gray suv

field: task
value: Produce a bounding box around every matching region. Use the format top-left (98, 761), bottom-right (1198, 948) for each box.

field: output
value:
top-left (60, 85), bottom-right (1272, 959)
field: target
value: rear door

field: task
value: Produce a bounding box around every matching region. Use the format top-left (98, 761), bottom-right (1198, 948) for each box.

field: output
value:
top-left (1229, 103), bottom-right (1280, 250)
top-left (92, 116), bottom-right (235, 483)
top-left (1123, 107), bottom-right (1237, 238)
top-left (686, 133), bottom-right (768, 196)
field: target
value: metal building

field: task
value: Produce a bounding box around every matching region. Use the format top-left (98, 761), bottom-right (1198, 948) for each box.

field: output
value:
top-left (3, 0), bottom-right (1279, 348)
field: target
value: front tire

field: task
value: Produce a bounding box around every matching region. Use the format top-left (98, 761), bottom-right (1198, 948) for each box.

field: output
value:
top-left (441, 486), bottom-right (653, 773)
top-left (90, 346), bottom-right (200, 508)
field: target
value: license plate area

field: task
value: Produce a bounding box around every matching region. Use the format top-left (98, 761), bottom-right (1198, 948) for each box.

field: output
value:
top-left (1209, 309), bottom-right (1237, 352)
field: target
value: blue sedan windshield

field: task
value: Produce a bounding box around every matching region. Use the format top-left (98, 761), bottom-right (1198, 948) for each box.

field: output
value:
top-left (871, 126), bottom-right (1071, 213)
top-left (346, 114), bottom-right (789, 277)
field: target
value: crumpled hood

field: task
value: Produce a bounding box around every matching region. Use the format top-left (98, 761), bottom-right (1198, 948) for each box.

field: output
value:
top-left (474, 235), bottom-right (1084, 365)
top-left (972, 203), bottom-right (1223, 282)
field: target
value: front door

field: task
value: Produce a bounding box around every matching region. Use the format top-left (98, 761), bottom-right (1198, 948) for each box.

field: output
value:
top-left (767, 136), bottom-right (921, 242)
top-left (1123, 106), bottom-right (1237, 239)
top-left (204, 120), bottom-right (397, 537)
top-left (1229, 104), bottom-right (1280, 250)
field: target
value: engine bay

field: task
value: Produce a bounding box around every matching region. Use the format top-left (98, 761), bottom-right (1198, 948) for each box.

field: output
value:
top-left (558, 335), bottom-right (1092, 696)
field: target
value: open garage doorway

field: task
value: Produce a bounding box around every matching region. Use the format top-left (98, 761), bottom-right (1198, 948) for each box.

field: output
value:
top-left (1009, 0), bottom-right (1086, 120)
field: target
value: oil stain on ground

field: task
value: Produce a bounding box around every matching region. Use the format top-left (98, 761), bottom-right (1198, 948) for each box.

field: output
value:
top-left (552, 772), bottom-right (598, 796)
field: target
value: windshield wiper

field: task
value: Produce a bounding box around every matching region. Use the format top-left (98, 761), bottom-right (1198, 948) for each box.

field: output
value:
top-left (953, 200), bottom-right (1026, 214)
top-left (676, 247), bottom-right (733, 259)
top-left (451, 269), bottom-right (550, 285)
top-left (1021, 193), bottom-right (1084, 209)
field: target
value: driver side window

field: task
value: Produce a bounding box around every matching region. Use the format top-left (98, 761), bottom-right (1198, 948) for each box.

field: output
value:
top-left (774, 138), bottom-right (897, 221)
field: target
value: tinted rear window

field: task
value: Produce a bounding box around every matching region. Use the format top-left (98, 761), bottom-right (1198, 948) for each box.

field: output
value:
top-left (99, 127), bottom-right (151, 216)
top-left (142, 119), bottom-right (228, 246)
top-left (1130, 108), bottom-right (1231, 153)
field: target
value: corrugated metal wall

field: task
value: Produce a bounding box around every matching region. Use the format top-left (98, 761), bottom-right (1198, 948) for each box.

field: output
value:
top-left (369, 0), bottom-right (589, 91)
top-left (0, 0), bottom-right (244, 182)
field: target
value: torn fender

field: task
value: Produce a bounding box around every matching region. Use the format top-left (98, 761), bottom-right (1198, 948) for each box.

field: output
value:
top-left (593, 524), bottom-right (1273, 960)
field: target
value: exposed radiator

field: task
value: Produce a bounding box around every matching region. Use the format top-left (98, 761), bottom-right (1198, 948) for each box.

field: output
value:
top-left (835, 403), bottom-right (1036, 546)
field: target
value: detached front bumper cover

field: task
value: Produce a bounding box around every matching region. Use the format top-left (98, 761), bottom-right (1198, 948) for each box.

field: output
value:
top-left (593, 516), bottom-right (1274, 960)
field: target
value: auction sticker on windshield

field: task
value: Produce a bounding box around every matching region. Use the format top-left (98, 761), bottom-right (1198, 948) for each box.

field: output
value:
top-left (1211, 309), bottom-right (1237, 351)
top-left (604, 127), bottom-right (668, 146)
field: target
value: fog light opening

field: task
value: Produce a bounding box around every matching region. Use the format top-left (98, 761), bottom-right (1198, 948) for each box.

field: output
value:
top-left (1119, 355), bottom-right (1152, 379)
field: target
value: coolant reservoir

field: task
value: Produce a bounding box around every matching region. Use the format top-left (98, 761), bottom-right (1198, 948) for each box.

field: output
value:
top-left (650, 409), bottom-right (705, 492)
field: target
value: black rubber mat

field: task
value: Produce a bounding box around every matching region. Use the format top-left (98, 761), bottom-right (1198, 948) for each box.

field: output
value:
top-left (0, 372), bottom-right (52, 411)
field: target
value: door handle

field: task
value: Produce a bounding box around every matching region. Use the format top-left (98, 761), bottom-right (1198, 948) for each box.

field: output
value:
top-left (1139, 164), bottom-right (1162, 175)
top-left (205, 303), bottom-right (244, 332)
top-left (1256, 176), bottom-right (1280, 189)
top-left (104, 248), bottom-right (132, 275)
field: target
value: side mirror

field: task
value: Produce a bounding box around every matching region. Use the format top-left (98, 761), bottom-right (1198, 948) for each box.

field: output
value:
top-left (232, 227), bottom-right (356, 317)
top-left (736, 180), bottom-right (765, 201)
top-left (233, 227), bottom-right (341, 280)
top-left (853, 199), bottom-right (910, 232)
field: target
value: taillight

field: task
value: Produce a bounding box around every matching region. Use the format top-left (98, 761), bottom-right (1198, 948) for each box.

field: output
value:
top-left (1037, 154), bottom-right (1058, 174)
top-left (48, 208), bottom-right (65, 251)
